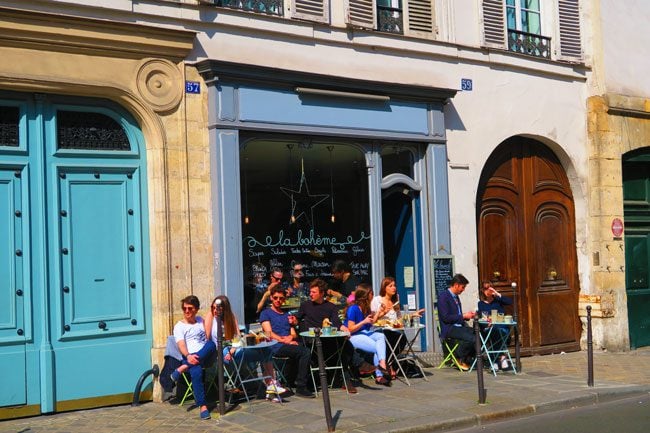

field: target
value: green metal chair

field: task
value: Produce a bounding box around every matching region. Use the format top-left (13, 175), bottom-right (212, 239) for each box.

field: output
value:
top-left (435, 308), bottom-right (464, 370)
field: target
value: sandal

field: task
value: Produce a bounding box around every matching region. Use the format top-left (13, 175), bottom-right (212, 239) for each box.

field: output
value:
top-left (390, 368), bottom-right (397, 380)
top-left (377, 365), bottom-right (391, 377)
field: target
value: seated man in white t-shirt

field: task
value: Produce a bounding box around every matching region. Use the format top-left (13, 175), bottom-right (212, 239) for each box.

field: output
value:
top-left (171, 295), bottom-right (216, 420)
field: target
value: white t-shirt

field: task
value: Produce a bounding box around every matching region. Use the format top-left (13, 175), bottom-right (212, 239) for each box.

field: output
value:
top-left (173, 317), bottom-right (207, 354)
top-left (371, 296), bottom-right (399, 321)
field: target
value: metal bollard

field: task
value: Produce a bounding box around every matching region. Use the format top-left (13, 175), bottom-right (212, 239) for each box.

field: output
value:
top-left (314, 328), bottom-right (335, 432)
top-left (473, 319), bottom-right (487, 404)
top-left (512, 282), bottom-right (521, 372)
top-left (587, 305), bottom-right (594, 387)
top-left (215, 299), bottom-right (226, 415)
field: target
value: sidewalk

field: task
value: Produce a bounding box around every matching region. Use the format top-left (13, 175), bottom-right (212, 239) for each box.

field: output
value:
top-left (2, 348), bottom-right (649, 433)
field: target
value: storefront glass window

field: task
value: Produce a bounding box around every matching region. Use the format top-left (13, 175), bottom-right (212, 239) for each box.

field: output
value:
top-left (240, 136), bottom-right (371, 319)
top-left (381, 144), bottom-right (415, 178)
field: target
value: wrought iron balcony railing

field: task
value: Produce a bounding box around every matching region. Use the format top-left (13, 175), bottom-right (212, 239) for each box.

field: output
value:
top-left (377, 6), bottom-right (403, 34)
top-left (215, 0), bottom-right (283, 16)
top-left (507, 29), bottom-right (551, 59)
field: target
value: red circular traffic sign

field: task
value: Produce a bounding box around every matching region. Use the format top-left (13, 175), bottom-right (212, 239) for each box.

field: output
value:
top-left (611, 218), bottom-right (624, 237)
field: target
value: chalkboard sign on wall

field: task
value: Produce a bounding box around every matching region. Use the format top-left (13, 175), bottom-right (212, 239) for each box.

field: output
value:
top-left (431, 255), bottom-right (454, 300)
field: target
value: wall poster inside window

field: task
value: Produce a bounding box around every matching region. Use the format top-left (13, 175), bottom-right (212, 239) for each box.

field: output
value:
top-left (240, 137), bottom-right (372, 301)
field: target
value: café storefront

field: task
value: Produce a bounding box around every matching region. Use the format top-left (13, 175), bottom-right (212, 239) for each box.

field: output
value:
top-left (197, 61), bottom-right (456, 350)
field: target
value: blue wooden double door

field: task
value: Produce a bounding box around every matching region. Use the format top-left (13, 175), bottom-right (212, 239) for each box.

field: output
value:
top-left (0, 92), bottom-right (151, 416)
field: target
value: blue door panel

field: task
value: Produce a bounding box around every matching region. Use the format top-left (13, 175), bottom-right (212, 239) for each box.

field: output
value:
top-left (56, 170), bottom-right (144, 339)
top-left (53, 338), bottom-right (150, 402)
top-left (0, 167), bottom-right (27, 406)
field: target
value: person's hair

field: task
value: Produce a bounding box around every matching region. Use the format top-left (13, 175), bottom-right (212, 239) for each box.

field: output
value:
top-left (212, 295), bottom-right (238, 340)
top-left (331, 259), bottom-right (351, 273)
top-left (309, 278), bottom-right (328, 294)
top-left (479, 281), bottom-right (492, 302)
top-left (450, 274), bottom-right (469, 287)
top-left (379, 276), bottom-right (399, 304)
top-left (354, 283), bottom-right (373, 316)
top-left (270, 285), bottom-right (286, 297)
top-left (181, 295), bottom-right (200, 309)
top-left (270, 267), bottom-right (283, 278)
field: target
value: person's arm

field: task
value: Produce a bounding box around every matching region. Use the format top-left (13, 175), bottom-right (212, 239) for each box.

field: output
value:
top-left (261, 319), bottom-right (293, 344)
top-left (346, 306), bottom-right (373, 334)
top-left (256, 291), bottom-right (270, 313)
top-left (204, 309), bottom-right (214, 342)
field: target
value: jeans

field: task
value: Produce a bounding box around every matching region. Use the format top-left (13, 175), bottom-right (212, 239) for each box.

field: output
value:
top-left (182, 340), bottom-right (216, 407)
top-left (274, 343), bottom-right (311, 389)
top-left (447, 325), bottom-right (476, 362)
top-left (349, 331), bottom-right (386, 377)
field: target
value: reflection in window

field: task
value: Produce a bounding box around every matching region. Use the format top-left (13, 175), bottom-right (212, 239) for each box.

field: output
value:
top-left (381, 145), bottom-right (414, 178)
top-left (57, 111), bottom-right (130, 150)
top-left (240, 137), bottom-right (372, 298)
top-left (506, 0), bottom-right (541, 34)
top-left (377, 0), bottom-right (403, 34)
top-left (0, 106), bottom-right (19, 147)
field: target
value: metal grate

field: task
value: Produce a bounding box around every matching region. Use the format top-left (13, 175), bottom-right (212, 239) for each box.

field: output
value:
top-left (0, 106), bottom-right (20, 147)
top-left (216, 0), bottom-right (283, 16)
top-left (57, 111), bottom-right (130, 151)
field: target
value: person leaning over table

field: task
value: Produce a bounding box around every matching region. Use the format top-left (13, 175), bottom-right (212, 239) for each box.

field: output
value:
top-left (260, 285), bottom-right (315, 398)
top-left (295, 278), bottom-right (375, 393)
top-left (204, 295), bottom-right (286, 401)
top-left (437, 274), bottom-right (477, 371)
top-left (477, 282), bottom-right (513, 371)
top-left (345, 284), bottom-right (392, 386)
top-left (170, 295), bottom-right (217, 420)
top-left (328, 259), bottom-right (360, 300)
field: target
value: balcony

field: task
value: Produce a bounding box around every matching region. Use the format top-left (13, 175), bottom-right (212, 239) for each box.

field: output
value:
top-left (377, 5), bottom-right (403, 34)
top-left (215, 0), bottom-right (283, 16)
top-left (507, 29), bottom-right (551, 59)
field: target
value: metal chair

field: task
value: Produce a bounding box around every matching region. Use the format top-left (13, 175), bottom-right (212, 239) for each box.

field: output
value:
top-left (434, 308), bottom-right (464, 370)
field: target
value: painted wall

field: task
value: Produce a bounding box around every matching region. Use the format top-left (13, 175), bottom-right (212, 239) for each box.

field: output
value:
top-left (598, 0), bottom-right (650, 98)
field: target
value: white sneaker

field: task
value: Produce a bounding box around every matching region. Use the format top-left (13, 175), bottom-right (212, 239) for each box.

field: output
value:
top-left (266, 380), bottom-right (287, 394)
top-left (266, 393), bottom-right (282, 403)
top-left (501, 358), bottom-right (509, 370)
top-left (492, 362), bottom-right (500, 371)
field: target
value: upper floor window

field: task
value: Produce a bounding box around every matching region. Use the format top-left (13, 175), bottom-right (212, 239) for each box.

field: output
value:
top-left (482, 0), bottom-right (582, 62)
top-left (377, 0), bottom-right (403, 34)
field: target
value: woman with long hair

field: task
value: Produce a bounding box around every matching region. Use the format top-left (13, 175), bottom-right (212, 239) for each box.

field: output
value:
top-left (204, 295), bottom-right (286, 400)
top-left (345, 284), bottom-right (391, 386)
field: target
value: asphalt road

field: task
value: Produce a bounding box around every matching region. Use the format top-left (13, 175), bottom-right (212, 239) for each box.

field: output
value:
top-left (446, 394), bottom-right (650, 433)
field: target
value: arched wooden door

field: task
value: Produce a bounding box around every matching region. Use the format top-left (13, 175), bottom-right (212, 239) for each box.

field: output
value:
top-left (477, 137), bottom-right (581, 355)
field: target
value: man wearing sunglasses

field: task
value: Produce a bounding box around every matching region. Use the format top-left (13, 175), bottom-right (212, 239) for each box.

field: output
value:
top-left (260, 286), bottom-right (314, 398)
top-left (255, 267), bottom-right (285, 316)
top-left (287, 262), bottom-right (309, 298)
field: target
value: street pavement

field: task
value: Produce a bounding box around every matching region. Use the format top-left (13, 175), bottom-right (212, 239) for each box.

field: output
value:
top-left (2, 347), bottom-right (649, 433)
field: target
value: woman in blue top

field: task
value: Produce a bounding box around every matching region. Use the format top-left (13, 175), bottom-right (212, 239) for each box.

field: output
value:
top-left (345, 283), bottom-right (391, 386)
top-left (477, 282), bottom-right (513, 370)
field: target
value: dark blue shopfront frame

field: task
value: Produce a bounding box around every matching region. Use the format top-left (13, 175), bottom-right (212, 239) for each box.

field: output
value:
top-left (198, 60), bottom-right (455, 351)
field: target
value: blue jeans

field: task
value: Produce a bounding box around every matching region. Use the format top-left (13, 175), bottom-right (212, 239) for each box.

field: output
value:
top-left (349, 331), bottom-right (386, 377)
top-left (182, 340), bottom-right (216, 406)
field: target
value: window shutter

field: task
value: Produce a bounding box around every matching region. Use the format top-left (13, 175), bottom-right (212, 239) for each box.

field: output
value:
top-left (404, 0), bottom-right (435, 39)
top-left (345, 0), bottom-right (376, 29)
top-left (291, 0), bottom-right (330, 23)
top-left (558, 0), bottom-right (582, 60)
top-left (481, 0), bottom-right (505, 47)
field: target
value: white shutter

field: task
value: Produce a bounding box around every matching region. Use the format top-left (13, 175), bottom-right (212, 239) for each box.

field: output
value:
top-left (558, 0), bottom-right (582, 60)
top-left (481, 0), bottom-right (505, 48)
top-left (404, 0), bottom-right (435, 39)
top-left (292, 0), bottom-right (330, 23)
top-left (345, 0), bottom-right (376, 29)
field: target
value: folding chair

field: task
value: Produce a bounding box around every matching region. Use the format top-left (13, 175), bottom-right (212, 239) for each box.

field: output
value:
top-left (272, 355), bottom-right (294, 393)
top-left (434, 308), bottom-right (464, 370)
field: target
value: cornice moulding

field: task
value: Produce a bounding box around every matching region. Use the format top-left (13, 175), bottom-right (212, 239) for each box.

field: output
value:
top-left (0, 7), bottom-right (195, 61)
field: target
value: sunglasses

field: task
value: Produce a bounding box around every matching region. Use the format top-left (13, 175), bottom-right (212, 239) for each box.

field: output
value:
top-left (182, 306), bottom-right (195, 312)
top-left (271, 296), bottom-right (286, 301)
top-left (272, 275), bottom-right (283, 280)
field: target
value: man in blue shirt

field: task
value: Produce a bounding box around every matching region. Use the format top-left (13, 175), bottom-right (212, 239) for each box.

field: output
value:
top-left (260, 286), bottom-right (314, 398)
top-left (437, 274), bottom-right (477, 370)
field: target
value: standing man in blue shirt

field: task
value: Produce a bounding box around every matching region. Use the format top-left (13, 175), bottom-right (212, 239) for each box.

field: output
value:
top-left (437, 274), bottom-right (477, 371)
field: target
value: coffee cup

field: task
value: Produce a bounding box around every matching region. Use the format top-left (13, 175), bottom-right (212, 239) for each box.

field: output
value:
top-left (504, 315), bottom-right (513, 324)
top-left (322, 326), bottom-right (332, 336)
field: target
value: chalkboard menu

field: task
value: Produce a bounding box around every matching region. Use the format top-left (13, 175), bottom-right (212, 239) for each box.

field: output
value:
top-left (431, 255), bottom-right (454, 299)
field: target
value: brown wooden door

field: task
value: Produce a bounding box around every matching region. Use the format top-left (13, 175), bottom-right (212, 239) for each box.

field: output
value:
top-left (477, 137), bottom-right (581, 355)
